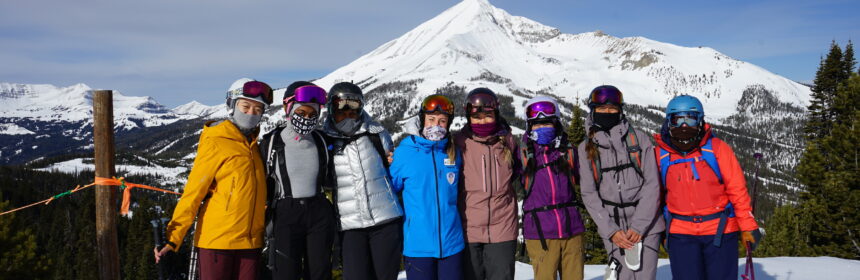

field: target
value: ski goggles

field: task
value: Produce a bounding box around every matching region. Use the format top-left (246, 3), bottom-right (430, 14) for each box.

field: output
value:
top-left (284, 85), bottom-right (327, 105)
top-left (421, 95), bottom-right (454, 115)
top-left (227, 81), bottom-right (274, 105)
top-left (335, 99), bottom-right (362, 110)
top-left (466, 92), bottom-right (498, 114)
top-left (588, 85), bottom-right (623, 108)
top-left (526, 101), bottom-right (557, 120)
top-left (669, 111), bottom-right (703, 127)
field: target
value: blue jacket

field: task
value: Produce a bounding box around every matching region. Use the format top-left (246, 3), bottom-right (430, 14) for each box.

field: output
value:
top-left (391, 133), bottom-right (464, 258)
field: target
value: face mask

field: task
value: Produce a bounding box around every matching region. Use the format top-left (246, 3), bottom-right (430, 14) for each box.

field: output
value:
top-left (670, 126), bottom-right (700, 152)
top-left (592, 112), bottom-right (621, 131)
top-left (335, 118), bottom-right (361, 135)
top-left (422, 125), bottom-right (447, 141)
top-left (529, 127), bottom-right (556, 145)
top-left (290, 112), bottom-right (318, 135)
top-left (470, 122), bottom-right (498, 137)
top-left (231, 109), bottom-right (262, 135)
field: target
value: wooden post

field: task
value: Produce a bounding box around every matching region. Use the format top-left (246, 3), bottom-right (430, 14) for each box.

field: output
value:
top-left (93, 90), bottom-right (120, 280)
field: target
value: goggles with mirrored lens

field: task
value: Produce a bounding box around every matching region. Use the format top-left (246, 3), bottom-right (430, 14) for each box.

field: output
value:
top-left (588, 86), bottom-right (623, 108)
top-left (421, 95), bottom-right (455, 115)
top-left (227, 81), bottom-right (274, 105)
top-left (526, 101), bottom-right (557, 120)
top-left (284, 85), bottom-right (327, 105)
top-left (335, 99), bottom-right (362, 110)
top-left (669, 111), bottom-right (703, 127)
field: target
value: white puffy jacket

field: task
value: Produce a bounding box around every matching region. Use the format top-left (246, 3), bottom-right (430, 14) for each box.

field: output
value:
top-left (323, 112), bottom-right (403, 230)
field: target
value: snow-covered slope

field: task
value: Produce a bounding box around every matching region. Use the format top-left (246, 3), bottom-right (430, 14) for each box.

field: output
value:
top-left (315, 0), bottom-right (810, 122)
top-left (173, 101), bottom-right (229, 119)
top-left (396, 257), bottom-right (860, 280)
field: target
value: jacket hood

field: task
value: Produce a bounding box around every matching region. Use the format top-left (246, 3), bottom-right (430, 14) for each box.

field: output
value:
top-left (322, 110), bottom-right (385, 138)
top-left (205, 120), bottom-right (257, 143)
top-left (656, 122), bottom-right (714, 154)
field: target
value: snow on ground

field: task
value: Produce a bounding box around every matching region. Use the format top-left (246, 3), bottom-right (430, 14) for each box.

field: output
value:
top-left (0, 123), bottom-right (35, 135)
top-left (395, 257), bottom-right (860, 279)
top-left (36, 158), bottom-right (188, 186)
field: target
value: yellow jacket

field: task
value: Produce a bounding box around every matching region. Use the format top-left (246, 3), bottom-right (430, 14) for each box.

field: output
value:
top-left (165, 120), bottom-right (267, 250)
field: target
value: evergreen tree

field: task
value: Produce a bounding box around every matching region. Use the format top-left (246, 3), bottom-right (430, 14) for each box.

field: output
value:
top-left (770, 43), bottom-right (860, 259)
top-left (844, 40), bottom-right (856, 76)
top-left (806, 41), bottom-right (845, 141)
top-left (0, 193), bottom-right (50, 279)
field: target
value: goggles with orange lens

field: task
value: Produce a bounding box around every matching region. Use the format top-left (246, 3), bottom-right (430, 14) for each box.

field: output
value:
top-left (421, 95), bottom-right (455, 115)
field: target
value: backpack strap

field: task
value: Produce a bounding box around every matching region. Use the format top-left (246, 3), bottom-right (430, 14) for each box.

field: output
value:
top-left (658, 137), bottom-right (723, 187)
top-left (309, 131), bottom-right (330, 192)
top-left (624, 125), bottom-right (644, 178)
top-left (700, 138), bottom-right (723, 184)
top-left (366, 133), bottom-right (389, 169)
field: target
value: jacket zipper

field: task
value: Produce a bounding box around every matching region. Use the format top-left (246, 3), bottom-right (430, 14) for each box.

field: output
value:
top-left (247, 141), bottom-right (258, 242)
top-left (226, 177), bottom-right (235, 211)
top-left (432, 143), bottom-right (443, 258)
top-left (544, 146), bottom-right (563, 239)
top-left (487, 145), bottom-right (493, 243)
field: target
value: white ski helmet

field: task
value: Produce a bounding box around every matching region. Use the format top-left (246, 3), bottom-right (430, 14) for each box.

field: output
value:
top-left (225, 78), bottom-right (270, 111)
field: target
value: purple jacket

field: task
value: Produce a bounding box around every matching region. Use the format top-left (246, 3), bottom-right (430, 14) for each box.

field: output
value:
top-left (521, 140), bottom-right (586, 240)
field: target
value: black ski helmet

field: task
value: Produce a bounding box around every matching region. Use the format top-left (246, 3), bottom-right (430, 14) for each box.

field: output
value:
top-left (327, 82), bottom-right (364, 114)
top-left (464, 87), bottom-right (499, 124)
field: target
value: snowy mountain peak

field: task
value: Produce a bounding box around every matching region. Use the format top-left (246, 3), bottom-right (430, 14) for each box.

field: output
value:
top-left (316, 0), bottom-right (810, 121)
top-left (173, 101), bottom-right (228, 119)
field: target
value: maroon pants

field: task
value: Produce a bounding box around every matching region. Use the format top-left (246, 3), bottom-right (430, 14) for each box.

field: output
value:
top-left (197, 248), bottom-right (261, 280)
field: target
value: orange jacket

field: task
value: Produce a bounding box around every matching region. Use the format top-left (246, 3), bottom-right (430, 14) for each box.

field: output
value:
top-left (654, 125), bottom-right (758, 235)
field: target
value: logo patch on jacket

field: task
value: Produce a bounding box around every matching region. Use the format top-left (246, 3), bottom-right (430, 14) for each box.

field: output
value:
top-left (447, 172), bottom-right (456, 184)
top-left (444, 157), bottom-right (455, 166)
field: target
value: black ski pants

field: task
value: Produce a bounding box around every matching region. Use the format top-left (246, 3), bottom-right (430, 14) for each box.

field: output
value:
top-left (271, 195), bottom-right (335, 280)
top-left (341, 218), bottom-right (403, 280)
top-left (463, 240), bottom-right (516, 280)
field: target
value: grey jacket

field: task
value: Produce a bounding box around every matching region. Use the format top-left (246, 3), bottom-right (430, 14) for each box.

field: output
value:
top-left (323, 112), bottom-right (403, 231)
top-left (578, 116), bottom-right (665, 240)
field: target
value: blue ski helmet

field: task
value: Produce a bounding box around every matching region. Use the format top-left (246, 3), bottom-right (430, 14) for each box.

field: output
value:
top-left (665, 95), bottom-right (704, 115)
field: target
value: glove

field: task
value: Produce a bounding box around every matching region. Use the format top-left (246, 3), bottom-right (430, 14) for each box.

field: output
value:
top-left (741, 231), bottom-right (755, 244)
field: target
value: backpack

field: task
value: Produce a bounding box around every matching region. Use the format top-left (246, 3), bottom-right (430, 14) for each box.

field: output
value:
top-left (658, 137), bottom-right (733, 247)
top-left (519, 138), bottom-right (581, 251)
top-left (263, 128), bottom-right (331, 201)
top-left (332, 131), bottom-right (389, 169)
top-left (587, 125), bottom-right (646, 228)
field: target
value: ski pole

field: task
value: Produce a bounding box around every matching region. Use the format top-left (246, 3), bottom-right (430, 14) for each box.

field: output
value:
top-left (151, 219), bottom-right (165, 280)
top-left (751, 152), bottom-right (763, 216)
top-left (741, 242), bottom-right (755, 280)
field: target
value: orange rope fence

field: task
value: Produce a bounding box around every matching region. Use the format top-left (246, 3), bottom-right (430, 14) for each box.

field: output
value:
top-left (0, 177), bottom-right (181, 217)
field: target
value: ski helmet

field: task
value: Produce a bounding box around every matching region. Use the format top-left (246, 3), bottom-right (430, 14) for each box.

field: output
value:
top-left (587, 85), bottom-right (624, 110)
top-left (327, 82), bottom-right (365, 114)
top-left (665, 95), bottom-right (704, 127)
top-left (225, 78), bottom-right (273, 110)
top-left (464, 87), bottom-right (499, 118)
top-left (524, 96), bottom-right (561, 121)
top-left (283, 81), bottom-right (326, 116)
top-left (419, 94), bottom-right (455, 129)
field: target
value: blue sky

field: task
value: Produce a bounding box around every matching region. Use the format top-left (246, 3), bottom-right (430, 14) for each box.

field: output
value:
top-left (1, 0), bottom-right (857, 107)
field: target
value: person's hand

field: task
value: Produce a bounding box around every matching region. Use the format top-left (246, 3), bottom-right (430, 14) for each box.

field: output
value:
top-left (741, 231), bottom-right (756, 246)
top-left (154, 244), bottom-right (174, 264)
top-left (387, 151), bottom-right (394, 164)
top-left (611, 231), bottom-right (633, 249)
top-left (625, 229), bottom-right (642, 244)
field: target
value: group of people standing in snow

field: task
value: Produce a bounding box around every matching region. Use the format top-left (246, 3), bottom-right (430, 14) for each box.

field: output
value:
top-left (153, 78), bottom-right (761, 280)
